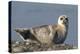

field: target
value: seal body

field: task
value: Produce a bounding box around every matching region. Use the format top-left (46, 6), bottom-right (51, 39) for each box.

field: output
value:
top-left (15, 15), bottom-right (69, 45)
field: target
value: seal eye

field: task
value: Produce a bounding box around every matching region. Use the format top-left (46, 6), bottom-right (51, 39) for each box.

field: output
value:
top-left (60, 18), bottom-right (63, 20)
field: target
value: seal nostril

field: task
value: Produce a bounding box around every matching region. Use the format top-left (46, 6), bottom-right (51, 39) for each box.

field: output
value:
top-left (65, 18), bottom-right (68, 21)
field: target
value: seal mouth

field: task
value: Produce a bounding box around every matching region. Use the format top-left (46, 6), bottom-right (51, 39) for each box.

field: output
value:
top-left (63, 20), bottom-right (67, 24)
top-left (63, 18), bottom-right (68, 25)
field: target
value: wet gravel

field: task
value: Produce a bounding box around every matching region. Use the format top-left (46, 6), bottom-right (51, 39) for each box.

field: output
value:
top-left (11, 41), bottom-right (77, 53)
